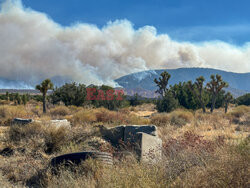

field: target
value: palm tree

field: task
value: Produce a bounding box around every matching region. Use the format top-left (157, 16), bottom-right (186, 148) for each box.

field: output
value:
top-left (36, 79), bottom-right (54, 113)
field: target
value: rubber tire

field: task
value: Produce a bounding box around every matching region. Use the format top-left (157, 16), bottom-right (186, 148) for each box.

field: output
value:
top-left (51, 151), bottom-right (113, 168)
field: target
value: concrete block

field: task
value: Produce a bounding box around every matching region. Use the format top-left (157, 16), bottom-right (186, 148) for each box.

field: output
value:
top-left (124, 125), bottom-right (158, 144)
top-left (99, 125), bottom-right (125, 146)
top-left (135, 132), bottom-right (162, 163)
top-left (49, 119), bottom-right (71, 129)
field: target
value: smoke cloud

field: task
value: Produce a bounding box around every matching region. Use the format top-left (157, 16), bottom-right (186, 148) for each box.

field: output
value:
top-left (0, 0), bottom-right (250, 88)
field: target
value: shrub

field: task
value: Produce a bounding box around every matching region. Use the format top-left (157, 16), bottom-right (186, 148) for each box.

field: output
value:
top-left (237, 93), bottom-right (250, 106)
top-left (228, 105), bottom-right (250, 118)
top-left (0, 106), bottom-right (8, 119)
top-left (0, 100), bottom-right (10, 105)
top-left (173, 140), bottom-right (249, 187)
top-left (169, 110), bottom-right (194, 127)
top-left (163, 131), bottom-right (218, 155)
top-left (43, 126), bottom-right (68, 154)
top-left (0, 172), bottom-right (13, 188)
top-left (68, 109), bottom-right (97, 126)
top-left (0, 105), bottom-right (29, 120)
top-left (8, 122), bottom-right (68, 154)
top-left (30, 105), bottom-right (43, 117)
top-left (8, 122), bottom-right (43, 142)
top-left (50, 82), bottom-right (87, 106)
top-left (126, 115), bottom-right (150, 125)
top-left (151, 109), bottom-right (193, 127)
top-left (46, 158), bottom-right (168, 188)
top-left (95, 108), bottom-right (127, 124)
top-left (50, 106), bottom-right (71, 117)
top-left (151, 113), bottom-right (170, 126)
top-left (156, 93), bottom-right (179, 113)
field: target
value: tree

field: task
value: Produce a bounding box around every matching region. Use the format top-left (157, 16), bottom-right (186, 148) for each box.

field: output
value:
top-left (154, 71), bottom-right (171, 97)
top-left (237, 93), bottom-right (250, 106)
top-left (188, 76), bottom-right (207, 113)
top-left (90, 85), bottom-right (128, 110)
top-left (22, 94), bottom-right (28, 105)
top-left (50, 83), bottom-right (128, 110)
top-left (50, 82), bottom-right (87, 107)
top-left (36, 79), bottom-right (54, 113)
top-left (224, 92), bottom-right (233, 113)
top-left (5, 92), bottom-right (9, 101)
top-left (129, 93), bottom-right (141, 106)
top-left (14, 93), bottom-right (21, 105)
top-left (206, 74), bottom-right (228, 113)
top-left (170, 82), bottom-right (200, 110)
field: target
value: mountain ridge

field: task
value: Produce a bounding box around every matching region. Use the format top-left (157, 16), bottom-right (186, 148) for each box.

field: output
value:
top-left (115, 68), bottom-right (250, 98)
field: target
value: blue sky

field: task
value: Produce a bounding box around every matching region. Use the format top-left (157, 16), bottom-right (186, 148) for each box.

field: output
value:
top-left (19, 0), bottom-right (250, 45)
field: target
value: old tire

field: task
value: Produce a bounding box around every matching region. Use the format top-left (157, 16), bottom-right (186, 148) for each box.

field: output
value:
top-left (51, 151), bottom-right (113, 168)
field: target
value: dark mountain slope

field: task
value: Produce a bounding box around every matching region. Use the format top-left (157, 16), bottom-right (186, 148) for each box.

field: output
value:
top-left (115, 68), bottom-right (250, 97)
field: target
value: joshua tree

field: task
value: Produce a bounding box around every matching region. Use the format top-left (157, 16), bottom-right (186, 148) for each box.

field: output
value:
top-left (154, 71), bottom-right (171, 97)
top-left (5, 92), bottom-right (9, 101)
top-left (224, 92), bottom-right (233, 113)
top-left (206, 74), bottom-right (228, 113)
top-left (14, 93), bottom-right (21, 105)
top-left (188, 76), bottom-right (207, 113)
top-left (36, 79), bottom-right (54, 113)
top-left (22, 94), bottom-right (27, 105)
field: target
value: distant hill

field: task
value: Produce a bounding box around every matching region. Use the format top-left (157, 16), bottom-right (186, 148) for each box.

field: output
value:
top-left (115, 68), bottom-right (250, 98)
top-left (0, 76), bottom-right (72, 89)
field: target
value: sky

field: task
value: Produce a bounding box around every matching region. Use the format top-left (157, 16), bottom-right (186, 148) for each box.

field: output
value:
top-left (0, 0), bottom-right (250, 88)
top-left (20, 0), bottom-right (250, 45)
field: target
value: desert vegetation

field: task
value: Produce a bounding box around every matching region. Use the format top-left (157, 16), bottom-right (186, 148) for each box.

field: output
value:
top-left (154, 72), bottom-right (231, 113)
top-left (0, 74), bottom-right (249, 187)
top-left (0, 100), bottom-right (249, 187)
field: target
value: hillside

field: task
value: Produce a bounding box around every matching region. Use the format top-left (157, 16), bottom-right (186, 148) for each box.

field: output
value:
top-left (115, 68), bottom-right (250, 97)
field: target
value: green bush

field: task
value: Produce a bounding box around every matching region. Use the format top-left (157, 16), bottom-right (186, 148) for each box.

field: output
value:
top-left (156, 92), bottom-right (179, 113)
top-left (237, 93), bottom-right (250, 106)
top-left (50, 82), bottom-right (87, 106)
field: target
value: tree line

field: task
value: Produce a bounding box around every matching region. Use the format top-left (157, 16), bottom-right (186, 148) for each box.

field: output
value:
top-left (0, 74), bottom-right (249, 114)
top-left (154, 71), bottom-right (235, 113)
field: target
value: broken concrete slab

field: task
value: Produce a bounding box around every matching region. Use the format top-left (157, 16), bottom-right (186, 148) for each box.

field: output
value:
top-left (100, 125), bottom-right (158, 146)
top-left (33, 119), bottom-right (71, 129)
top-left (12, 118), bottom-right (33, 125)
top-left (124, 125), bottom-right (158, 144)
top-left (99, 125), bottom-right (125, 146)
top-left (12, 118), bottom-right (71, 129)
top-left (49, 119), bottom-right (71, 129)
top-left (99, 124), bottom-right (162, 163)
top-left (134, 132), bottom-right (162, 163)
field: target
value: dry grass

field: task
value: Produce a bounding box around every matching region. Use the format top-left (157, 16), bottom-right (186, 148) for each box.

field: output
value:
top-left (95, 107), bottom-right (149, 125)
top-left (173, 139), bottom-right (250, 187)
top-left (0, 105), bottom-right (30, 120)
top-left (7, 122), bottom-right (70, 154)
top-left (68, 109), bottom-right (97, 126)
top-left (228, 105), bottom-right (250, 118)
top-left (151, 113), bottom-right (170, 127)
top-left (50, 106), bottom-right (71, 117)
top-left (151, 109), bottom-right (194, 127)
top-left (0, 102), bottom-right (249, 187)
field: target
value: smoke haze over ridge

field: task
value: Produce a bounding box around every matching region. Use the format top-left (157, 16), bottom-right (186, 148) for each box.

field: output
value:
top-left (0, 0), bottom-right (250, 88)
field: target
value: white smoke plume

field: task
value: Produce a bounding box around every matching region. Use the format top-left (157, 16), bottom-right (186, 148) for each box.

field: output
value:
top-left (0, 0), bottom-right (250, 88)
